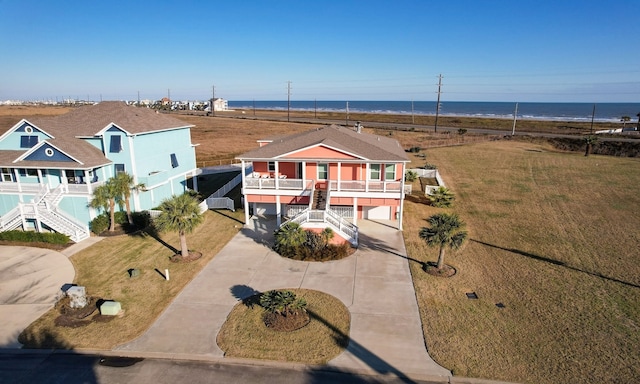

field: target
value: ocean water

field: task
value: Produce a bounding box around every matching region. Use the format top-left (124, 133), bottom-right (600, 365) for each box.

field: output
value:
top-left (228, 100), bottom-right (640, 123)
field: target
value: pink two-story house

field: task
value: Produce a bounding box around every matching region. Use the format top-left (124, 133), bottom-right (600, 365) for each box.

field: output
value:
top-left (236, 124), bottom-right (409, 245)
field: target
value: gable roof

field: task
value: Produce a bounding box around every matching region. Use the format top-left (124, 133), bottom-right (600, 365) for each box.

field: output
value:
top-left (0, 101), bottom-right (193, 170)
top-left (27, 101), bottom-right (193, 137)
top-left (237, 125), bottom-right (409, 162)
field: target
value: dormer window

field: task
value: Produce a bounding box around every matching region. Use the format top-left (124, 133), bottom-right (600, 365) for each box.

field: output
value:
top-left (109, 135), bottom-right (122, 153)
top-left (20, 136), bottom-right (38, 148)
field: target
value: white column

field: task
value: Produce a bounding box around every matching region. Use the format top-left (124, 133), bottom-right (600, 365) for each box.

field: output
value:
top-left (276, 195), bottom-right (281, 226)
top-left (244, 196), bottom-right (250, 225)
top-left (275, 161), bottom-right (280, 189)
top-left (192, 169), bottom-right (199, 192)
top-left (352, 197), bottom-right (358, 226)
top-left (365, 163), bottom-right (370, 192)
top-left (336, 162), bottom-right (341, 191)
top-left (398, 163), bottom-right (405, 230)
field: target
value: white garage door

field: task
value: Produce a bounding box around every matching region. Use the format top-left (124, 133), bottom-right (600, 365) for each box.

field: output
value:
top-left (363, 206), bottom-right (391, 220)
top-left (254, 203), bottom-right (277, 215)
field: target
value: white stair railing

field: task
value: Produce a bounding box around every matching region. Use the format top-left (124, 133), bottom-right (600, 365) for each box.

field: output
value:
top-left (283, 207), bottom-right (358, 246)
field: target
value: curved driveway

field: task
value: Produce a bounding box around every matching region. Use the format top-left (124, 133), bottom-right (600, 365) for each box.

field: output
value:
top-left (0, 246), bottom-right (75, 348)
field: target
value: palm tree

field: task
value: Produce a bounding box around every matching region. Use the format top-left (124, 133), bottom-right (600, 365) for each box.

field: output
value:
top-left (419, 213), bottom-right (467, 270)
top-left (620, 116), bottom-right (630, 130)
top-left (274, 222), bottom-right (307, 255)
top-left (113, 172), bottom-right (145, 225)
top-left (154, 193), bottom-right (204, 258)
top-left (89, 178), bottom-right (120, 232)
top-left (584, 135), bottom-right (598, 157)
top-left (428, 186), bottom-right (455, 208)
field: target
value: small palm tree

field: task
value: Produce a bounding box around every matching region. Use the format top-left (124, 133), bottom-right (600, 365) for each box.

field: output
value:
top-left (320, 227), bottom-right (334, 248)
top-left (620, 116), bottom-right (630, 130)
top-left (419, 213), bottom-right (467, 270)
top-left (584, 135), bottom-right (598, 157)
top-left (428, 186), bottom-right (455, 208)
top-left (154, 193), bottom-right (204, 258)
top-left (113, 172), bottom-right (145, 225)
top-left (89, 179), bottom-right (120, 232)
top-left (274, 222), bottom-right (307, 254)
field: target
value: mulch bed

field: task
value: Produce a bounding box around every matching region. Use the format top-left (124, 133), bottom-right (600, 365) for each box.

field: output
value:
top-left (169, 251), bottom-right (203, 263)
top-left (263, 311), bottom-right (311, 332)
top-left (423, 262), bottom-right (457, 277)
top-left (54, 296), bottom-right (116, 328)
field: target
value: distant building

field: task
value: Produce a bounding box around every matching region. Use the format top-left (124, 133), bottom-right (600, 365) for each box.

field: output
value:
top-left (209, 98), bottom-right (228, 112)
top-left (0, 102), bottom-right (198, 241)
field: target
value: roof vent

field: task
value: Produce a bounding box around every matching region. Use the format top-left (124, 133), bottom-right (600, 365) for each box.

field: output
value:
top-left (355, 121), bottom-right (362, 133)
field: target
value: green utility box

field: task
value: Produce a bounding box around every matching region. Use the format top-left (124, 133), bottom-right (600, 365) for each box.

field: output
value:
top-left (100, 301), bottom-right (122, 316)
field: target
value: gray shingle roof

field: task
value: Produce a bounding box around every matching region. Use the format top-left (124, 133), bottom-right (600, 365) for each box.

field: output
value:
top-left (237, 124), bottom-right (409, 162)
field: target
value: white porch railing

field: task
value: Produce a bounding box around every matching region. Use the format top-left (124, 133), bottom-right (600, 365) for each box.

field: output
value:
top-left (329, 180), bottom-right (402, 193)
top-left (244, 178), bottom-right (312, 190)
top-left (205, 197), bottom-right (235, 211)
top-left (286, 208), bottom-right (358, 246)
top-left (212, 173), bottom-right (242, 198)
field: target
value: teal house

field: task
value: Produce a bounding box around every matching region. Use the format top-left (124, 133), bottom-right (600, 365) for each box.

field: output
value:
top-left (0, 102), bottom-right (198, 242)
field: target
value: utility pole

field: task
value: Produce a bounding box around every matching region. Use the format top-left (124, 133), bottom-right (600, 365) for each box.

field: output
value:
top-left (212, 85), bottom-right (216, 116)
top-left (590, 104), bottom-right (596, 134)
top-left (511, 102), bottom-right (518, 136)
top-left (411, 99), bottom-right (415, 124)
top-left (314, 99), bottom-right (317, 119)
top-left (434, 74), bottom-right (442, 133)
top-left (287, 81), bottom-right (291, 122)
top-left (253, 99), bottom-right (256, 116)
top-left (346, 101), bottom-right (349, 126)
top-left (137, 91), bottom-right (140, 107)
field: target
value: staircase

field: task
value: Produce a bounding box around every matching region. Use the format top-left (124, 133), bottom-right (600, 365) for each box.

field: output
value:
top-left (0, 185), bottom-right (90, 243)
top-left (312, 189), bottom-right (327, 210)
top-left (284, 208), bottom-right (358, 246)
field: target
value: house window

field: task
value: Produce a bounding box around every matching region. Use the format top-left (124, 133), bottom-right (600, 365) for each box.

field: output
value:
top-left (268, 161), bottom-right (276, 172)
top-left (369, 164), bottom-right (381, 180)
top-left (23, 169), bottom-right (38, 177)
top-left (170, 153), bottom-right (179, 168)
top-left (385, 164), bottom-right (396, 180)
top-left (115, 164), bottom-right (125, 174)
top-left (109, 135), bottom-right (122, 153)
top-left (20, 136), bottom-right (39, 148)
top-left (317, 163), bottom-right (328, 180)
top-left (1, 168), bottom-right (13, 182)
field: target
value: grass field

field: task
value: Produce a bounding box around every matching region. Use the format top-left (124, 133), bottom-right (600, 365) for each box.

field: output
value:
top-left (4, 105), bottom-right (639, 382)
top-left (403, 141), bottom-right (640, 384)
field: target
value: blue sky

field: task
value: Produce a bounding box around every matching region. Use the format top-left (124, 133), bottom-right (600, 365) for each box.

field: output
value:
top-left (1, 0), bottom-right (639, 102)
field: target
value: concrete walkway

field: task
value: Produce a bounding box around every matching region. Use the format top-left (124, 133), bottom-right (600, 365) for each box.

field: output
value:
top-left (0, 246), bottom-right (76, 348)
top-left (116, 218), bottom-right (451, 380)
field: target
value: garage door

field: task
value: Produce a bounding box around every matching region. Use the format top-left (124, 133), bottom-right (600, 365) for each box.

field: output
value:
top-left (363, 206), bottom-right (391, 220)
top-left (254, 203), bottom-right (277, 215)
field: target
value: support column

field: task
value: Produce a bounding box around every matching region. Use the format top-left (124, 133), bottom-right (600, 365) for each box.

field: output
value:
top-left (336, 162), bottom-right (341, 191)
top-left (276, 195), bottom-right (281, 226)
top-left (352, 197), bottom-right (358, 226)
top-left (398, 163), bottom-right (405, 230)
top-left (244, 196), bottom-right (250, 225)
top-left (192, 169), bottom-right (199, 193)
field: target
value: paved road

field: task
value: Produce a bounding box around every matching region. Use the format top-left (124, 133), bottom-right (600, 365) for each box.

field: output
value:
top-left (221, 113), bottom-right (640, 142)
top-left (0, 352), bottom-right (464, 384)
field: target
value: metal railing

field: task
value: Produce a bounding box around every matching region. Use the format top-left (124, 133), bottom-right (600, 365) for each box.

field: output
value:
top-left (329, 180), bottom-right (402, 193)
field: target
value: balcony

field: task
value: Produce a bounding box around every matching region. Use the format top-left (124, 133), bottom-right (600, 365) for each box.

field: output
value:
top-left (329, 180), bottom-right (403, 193)
top-left (243, 177), bottom-right (313, 191)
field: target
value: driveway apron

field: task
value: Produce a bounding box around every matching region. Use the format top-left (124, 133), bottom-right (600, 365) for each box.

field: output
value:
top-left (116, 218), bottom-right (451, 378)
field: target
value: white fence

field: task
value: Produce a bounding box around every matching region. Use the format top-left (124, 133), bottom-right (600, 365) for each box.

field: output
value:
top-left (206, 197), bottom-right (235, 211)
top-left (408, 168), bottom-right (445, 195)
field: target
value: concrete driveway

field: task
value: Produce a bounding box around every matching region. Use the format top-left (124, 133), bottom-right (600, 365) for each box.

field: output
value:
top-left (0, 246), bottom-right (75, 348)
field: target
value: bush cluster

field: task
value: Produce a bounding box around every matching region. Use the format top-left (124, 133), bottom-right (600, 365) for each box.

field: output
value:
top-left (273, 223), bottom-right (352, 262)
top-left (0, 230), bottom-right (69, 245)
top-left (90, 211), bottom-right (152, 234)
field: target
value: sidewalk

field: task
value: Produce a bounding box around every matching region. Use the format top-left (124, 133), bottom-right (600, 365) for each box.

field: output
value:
top-left (116, 218), bottom-right (451, 380)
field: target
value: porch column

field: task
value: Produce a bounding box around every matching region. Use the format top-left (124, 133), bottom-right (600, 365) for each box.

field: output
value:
top-left (244, 196), bottom-right (250, 225)
top-left (276, 195), bottom-right (281, 226)
top-left (398, 163), bottom-right (405, 230)
top-left (37, 169), bottom-right (45, 186)
top-left (192, 169), bottom-right (199, 192)
top-left (336, 162), bottom-right (341, 191)
top-left (301, 161), bottom-right (306, 185)
top-left (365, 163), bottom-right (370, 192)
top-left (352, 197), bottom-right (358, 226)
top-left (84, 170), bottom-right (91, 194)
top-left (274, 161), bottom-right (280, 189)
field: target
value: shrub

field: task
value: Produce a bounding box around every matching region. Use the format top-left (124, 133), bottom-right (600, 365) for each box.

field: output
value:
top-left (406, 146), bottom-right (422, 153)
top-left (114, 211), bottom-right (127, 225)
top-left (405, 170), bottom-right (418, 182)
top-left (458, 128), bottom-right (468, 135)
top-left (259, 290), bottom-right (307, 316)
top-left (429, 186), bottom-right (455, 208)
top-left (0, 230), bottom-right (69, 245)
top-left (90, 214), bottom-right (109, 235)
top-left (422, 163), bottom-right (438, 170)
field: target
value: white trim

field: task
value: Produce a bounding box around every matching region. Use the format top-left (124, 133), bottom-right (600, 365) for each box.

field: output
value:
top-left (13, 141), bottom-right (85, 165)
top-left (0, 119), bottom-right (55, 142)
